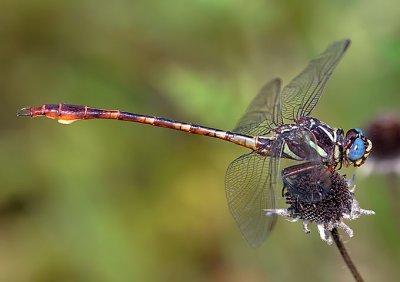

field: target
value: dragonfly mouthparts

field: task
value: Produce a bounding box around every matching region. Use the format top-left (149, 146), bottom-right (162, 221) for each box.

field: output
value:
top-left (16, 107), bottom-right (32, 117)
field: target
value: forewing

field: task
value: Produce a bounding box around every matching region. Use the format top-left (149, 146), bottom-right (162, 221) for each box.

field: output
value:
top-left (232, 78), bottom-right (283, 136)
top-left (225, 152), bottom-right (277, 247)
top-left (281, 40), bottom-right (351, 121)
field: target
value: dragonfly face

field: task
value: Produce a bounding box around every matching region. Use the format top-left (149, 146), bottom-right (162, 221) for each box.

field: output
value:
top-left (344, 128), bottom-right (372, 167)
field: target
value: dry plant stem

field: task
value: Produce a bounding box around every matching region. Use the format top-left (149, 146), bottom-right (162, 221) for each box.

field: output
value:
top-left (331, 228), bottom-right (364, 282)
top-left (387, 173), bottom-right (400, 228)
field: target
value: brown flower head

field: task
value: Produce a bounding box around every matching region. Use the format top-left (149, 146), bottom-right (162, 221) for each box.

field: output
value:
top-left (266, 169), bottom-right (374, 244)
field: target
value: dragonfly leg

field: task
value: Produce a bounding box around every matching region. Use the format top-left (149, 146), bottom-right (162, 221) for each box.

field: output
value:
top-left (282, 162), bottom-right (333, 203)
top-left (316, 164), bottom-right (337, 196)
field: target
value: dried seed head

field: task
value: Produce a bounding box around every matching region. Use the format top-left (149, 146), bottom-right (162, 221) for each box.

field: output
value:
top-left (266, 170), bottom-right (374, 244)
top-left (285, 171), bottom-right (352, 225)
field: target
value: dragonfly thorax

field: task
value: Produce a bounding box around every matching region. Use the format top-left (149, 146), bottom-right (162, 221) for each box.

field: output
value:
top-left (266, 117), bottom-right (346, 167)
top-left (268, 117), bottom-right (372, 169)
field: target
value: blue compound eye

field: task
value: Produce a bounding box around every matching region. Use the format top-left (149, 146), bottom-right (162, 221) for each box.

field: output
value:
top-left (355, 128), bottom-right (364, 136)
top-left (349, 138), bottom-right (365, 161)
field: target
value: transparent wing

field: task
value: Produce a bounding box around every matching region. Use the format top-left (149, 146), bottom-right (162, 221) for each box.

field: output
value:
top-left (281, 40), bottom-right (351, 121)
top-left (225, 151), bottom-right (279, 247)
top-left (232, 78), bottom-right (283, 136)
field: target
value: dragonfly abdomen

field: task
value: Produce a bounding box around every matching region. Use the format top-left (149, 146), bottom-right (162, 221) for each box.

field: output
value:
top-left (17, 104), bottom-right (260, 150)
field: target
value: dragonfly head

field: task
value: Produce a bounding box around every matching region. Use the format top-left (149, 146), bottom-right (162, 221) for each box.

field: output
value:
top-left (344, 128), bottom-right (372, 167)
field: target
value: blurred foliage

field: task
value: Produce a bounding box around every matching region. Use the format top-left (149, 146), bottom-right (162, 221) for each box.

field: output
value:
top-left (2, 0), bottom-right (400, 281)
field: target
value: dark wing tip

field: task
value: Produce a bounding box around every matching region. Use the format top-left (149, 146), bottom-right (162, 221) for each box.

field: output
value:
top-left (245, 214), bottom-right (277, 248)
top-left (271, 77), bottom-right (282, 85)
top-left (335, 39), bottom-right (351, 52)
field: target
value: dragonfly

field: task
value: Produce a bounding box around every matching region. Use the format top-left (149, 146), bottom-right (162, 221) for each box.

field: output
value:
top-left (17, 39), bottom-right (372, 247)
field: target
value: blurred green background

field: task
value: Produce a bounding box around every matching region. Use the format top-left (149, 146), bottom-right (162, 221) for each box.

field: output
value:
top-left (2, 0), bottom-right (400, 281)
